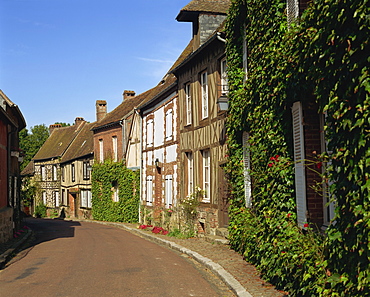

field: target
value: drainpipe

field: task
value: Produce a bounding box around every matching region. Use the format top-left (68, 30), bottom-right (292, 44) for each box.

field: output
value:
top-left (119, 120), bottom-right (125, 161)
top-left (134, 108), bottom-right (143, 223)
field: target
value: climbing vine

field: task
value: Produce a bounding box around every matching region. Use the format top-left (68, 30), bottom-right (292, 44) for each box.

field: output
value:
top-left (91, 160), bottom-right (140, 223)
top-left (225, 0), bottom-right (369, 296)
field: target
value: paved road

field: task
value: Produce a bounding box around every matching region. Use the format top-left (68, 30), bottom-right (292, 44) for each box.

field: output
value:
top-left (0, 218), bottom-right (234, 297)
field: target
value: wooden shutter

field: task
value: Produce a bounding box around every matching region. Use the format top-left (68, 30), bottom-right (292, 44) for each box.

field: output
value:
top-left (292, 101), bottom-right (307, 227)
top-left (242, 132), bottom-right (252, 208)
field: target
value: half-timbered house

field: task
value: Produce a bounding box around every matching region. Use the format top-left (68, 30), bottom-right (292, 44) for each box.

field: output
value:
top-left (32, 118), bottom-right (86, 216)
top-left (172, 0), bottom-right (230, 235)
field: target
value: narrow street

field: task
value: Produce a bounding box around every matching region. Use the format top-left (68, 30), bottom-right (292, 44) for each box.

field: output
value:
top-left (0, 218), bottom-right (234, 297)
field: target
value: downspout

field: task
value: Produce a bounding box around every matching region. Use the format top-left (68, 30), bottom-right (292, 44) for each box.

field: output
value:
top-left (134, 108), bottom-right (143, 223)
top-left (119, 120), bottom-right (125, 161)
top-left (217, 32), bottom-right (226, 43)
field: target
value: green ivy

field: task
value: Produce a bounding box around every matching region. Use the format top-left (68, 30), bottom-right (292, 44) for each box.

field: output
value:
top-left (225, 0), bottom-right (369, 295)
top-left (91, 160), bottom-right (140, 223)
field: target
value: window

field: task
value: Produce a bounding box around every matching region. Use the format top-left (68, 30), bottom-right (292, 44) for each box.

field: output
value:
top-left (112, 181), bottom-right (119, 202)
top-left (201, 71), bottom-right (208, 119)
top-left (165, 175), bottom-right (173, 208)
top-left (146, 176), bottom-right (153, 206)
top-left (202, 150), bottom-right (210, 202)
top-left (165, 109), bottom-right (173, 141)
top-left (62, 166), bottom-right (65, 182)
top-left (112, 136), bottom-right (118, 162)
top-left (186, 152), bottom-right (194, 196)
top-left (242, 30), bottom-right (248, 81)
top-left (53, 165), bottom-right (58, 181)
top-left (81, 190), bottom-right (92, 208)
top-left (242, 132), bottom-right (252, 208)
top-left (220, 58), bottom-right (228, 95)
top-left (185, 83), bottom-right (192, 125)
top-left (54, 191), bottom-right (60, 207)
top-left (292, 101), bottom-right (307, 227)
top-left (42, 191), bottom-right (47, 205)
top-left (61, 189), bottom-right (67, 205)
top-left (99, 139), bottom-right (104, 162)
top-left (71, 163), bottom-right (75, 182)
top-left (83, 161), bottom-right (90, 180)
top-left (287, 0), bottom-right (299, 26)
top-left (146, 119), bottom-right (154, 148)
top-left (41, 166), bottom-right (46, 181)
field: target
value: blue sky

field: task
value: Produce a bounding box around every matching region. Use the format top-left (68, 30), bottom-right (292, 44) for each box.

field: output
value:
top-left (0, 0), bottom-right (191, 129)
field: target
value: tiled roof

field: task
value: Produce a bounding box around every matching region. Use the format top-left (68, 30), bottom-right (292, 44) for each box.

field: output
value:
top-left (33, 122), bottom-right (86, 161)
top-left (61, 122), bottom-right (95, 163)
top-left (21, 160), bottom-right (34, 176)
top-left (91, 88), bottom-right (156, 130)
top-left (177, 0), bottom-right (230, 21)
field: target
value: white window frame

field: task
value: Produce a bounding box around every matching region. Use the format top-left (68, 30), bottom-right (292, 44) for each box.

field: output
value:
top-left (146, 119), bottom-right (154, 148)
top-left (55, 191), bottom-right (59, 207)
top-left (42, 191), bottom-right (47, 205)
top-left (292, 101), bottom-right (307, 227)
top-left (53, 165), bottom-right (58, 181)
top-left (71, 163), bottom-right (75, 182)
top-left (201, 71), bottom-right (208, 119)
top-left (221, 58), bottom-right (229, 95)
top-left (41, 166), bottom-right (46, 181)
top-left (165, 175), bottom-right (173, 208)
top-left (99, 139), bottom-right (104, 162)
top-left (242, 132), bottom-right (252, 208)
top-left (165, 109), bottom-right (173, 141)
top-left (186, 152), bottom-right (194, 196)
top-left (202, 150), bottom-right (210, 203)
top-left (146, 176), bottom-right (153, 206)
top-left (112, 136), bottom-right (118, 162)
top-left (185, 83), bottom-right (192, 125)
top-left (81, 189), bottom-right (92, 208)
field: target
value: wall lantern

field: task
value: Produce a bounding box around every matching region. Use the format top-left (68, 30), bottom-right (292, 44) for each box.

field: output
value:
top-left (155, 158), bottom-right (160, 168)
top-left (217, 95), bottom-right (229, 111)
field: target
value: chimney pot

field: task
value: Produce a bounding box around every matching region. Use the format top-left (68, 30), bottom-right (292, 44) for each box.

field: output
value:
top-left (49, 124), bottom-right (62, 135)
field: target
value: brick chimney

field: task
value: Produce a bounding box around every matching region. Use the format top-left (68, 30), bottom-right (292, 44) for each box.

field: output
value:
top-left (75, 117), bottom-right (85, 126)
top-left (96, 100), bottom-right (107, 122)
top-left (123, 90), bottom-right (135, 101)
top-left (49, 124), bottom-right (62, 135)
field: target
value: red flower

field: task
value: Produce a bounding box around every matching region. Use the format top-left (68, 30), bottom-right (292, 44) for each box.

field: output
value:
top-left (316, 162), bottom-right (323, 169)
top-left (303, 223), bottom-right (309, 228)
top-left (162, 230), bottom-right (169, 235)
top-left (268, 163), bottom-right (274, 167)
top-left (287, 213), bottom-right (292, 218)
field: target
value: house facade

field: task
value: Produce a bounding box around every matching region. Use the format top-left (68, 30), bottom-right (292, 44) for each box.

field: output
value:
top-left (0, 90), bottom-right (26, 243)
top-left (172, 0), bottom-right (230, 235)
top-left (32, 118), bottom-right (87, 216)
top-left (60, 122), bottom-right (95, 219)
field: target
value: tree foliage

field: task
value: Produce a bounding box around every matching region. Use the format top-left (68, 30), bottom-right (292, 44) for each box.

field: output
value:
top-left (19, 124), bottom-right (49, 171)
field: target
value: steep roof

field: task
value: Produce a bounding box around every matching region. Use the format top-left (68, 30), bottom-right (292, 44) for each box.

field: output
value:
top-left (60, 122), bottom-right (95, 163)
top-left (91, 88), bottom-right (156, 131)
top-left (33, 122), bottom-right (86, 161)
top-left (177, 0), bottom-right (230, 21)
top-left (21, 160), bottom-right (34, 176)
top-left (0, 89), bottom-right (26, 130)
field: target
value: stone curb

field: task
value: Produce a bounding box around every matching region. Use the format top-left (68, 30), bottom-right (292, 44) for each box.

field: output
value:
top-left (0, 229), bottom-right (32, 269)
top-left (94, 221), bottom-right (253, 297)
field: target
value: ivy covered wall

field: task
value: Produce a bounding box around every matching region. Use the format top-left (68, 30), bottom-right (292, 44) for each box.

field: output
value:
top-left (91, 161), bottom-right (140, 223)
top-left (225, 0), bottom-right (369, 296)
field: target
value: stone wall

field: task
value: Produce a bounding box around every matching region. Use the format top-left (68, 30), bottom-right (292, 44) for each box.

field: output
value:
top-left (0, 207), bottom-right (13, 244)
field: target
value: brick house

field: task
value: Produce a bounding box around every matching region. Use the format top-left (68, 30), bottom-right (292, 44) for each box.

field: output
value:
top-left (171, 0), bottom-right (231, 235)
top-left (0, 90), bottom-right (26, 243)
top-left (32, 118), bottom-right (87, 216)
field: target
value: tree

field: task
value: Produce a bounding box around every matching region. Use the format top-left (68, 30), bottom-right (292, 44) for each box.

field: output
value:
top-left (20, 124), bottom-right (49, 171)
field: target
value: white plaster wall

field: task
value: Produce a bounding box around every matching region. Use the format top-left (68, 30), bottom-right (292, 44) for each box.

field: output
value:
top-left (166, 144), bottom-right (177, 163)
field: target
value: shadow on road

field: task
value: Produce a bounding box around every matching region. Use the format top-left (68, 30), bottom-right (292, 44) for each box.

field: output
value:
top-left (22, 217), bottom-right (81, 246)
